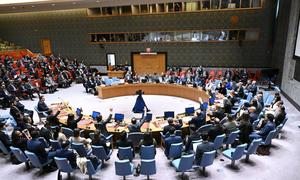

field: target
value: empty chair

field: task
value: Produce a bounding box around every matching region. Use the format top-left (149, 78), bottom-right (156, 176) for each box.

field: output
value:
top-left (140, 145), bottom-right (155, 160)
top-left (171, 154), bottom-right (194, 178)
top-left (222, 143), bottom-right (247, 167)
top-left (127, 132), bottom-right (144, 149)
top-left (118, 146), bottom-right (134, 161)
top-left (196, 150), bottom-right (216, 176)
top-left (264, 95), bottom-right (275, 106)
top-left (168, 142), bottom-right (183, 159)
top-left (0, 140), bottom-right (10, 155)
top-left (225, 130), bottom-right (240, 148)
top-left (54, 157), bottom-right (76, 180)
top-left (213, 134), bottom-right (226, 151)
top-left (86, 159), bottom-right (102, 180)
top-left (25, 150), bottom-right (52, 173)
top-left (244, 138), bottom-right (262, 161)
top-left (115, 159), bottom-right (134, 180)
top-left (10, 146), bottom-right (29, 169)
top-left (261, 129), bottom-right (276, 146)
top-left (50, 139), bottom-right (61, 150)
top-left (71, 143), bottom-right (91, 157)
top-left (140, 159), bottom-right (156, 180)
top-left (252, 119), bottom-right (260, 129)
top-left (61, 127), bottom-right (74, 138)
top-left (92, 145), bottom-right (112, 164)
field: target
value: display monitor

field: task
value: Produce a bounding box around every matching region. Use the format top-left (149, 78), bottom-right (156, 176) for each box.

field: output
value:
top-left (185, 107), bottom-right (195, 116)
top-left (114, 113), bottom-right (125, 122)
top-left (164, 111), bottom-right (175, 119)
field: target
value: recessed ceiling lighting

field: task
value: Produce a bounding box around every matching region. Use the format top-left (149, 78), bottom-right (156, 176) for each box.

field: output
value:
top-left (12, 6), bottom-right (16, 9)
top-left (72, 2), bottom-right (76, 5)
top-left (31, 5), bottom-right (35, 7)
top-left (51, 3), bottom-right (55, 6)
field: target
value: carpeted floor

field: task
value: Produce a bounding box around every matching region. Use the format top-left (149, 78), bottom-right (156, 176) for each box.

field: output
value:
top-left (0, 84), bottom-right (299, 180)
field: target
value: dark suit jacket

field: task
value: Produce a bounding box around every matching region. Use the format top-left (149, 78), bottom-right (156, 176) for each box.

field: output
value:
top-left (37, 101), bottom-right (49, 112)
top-left (46, 111), bottom-right (60, 126)
top-left (195, 141), bottom-right (215, 164)
top-left (164, 135), bottom-right (182, 156)
top-left (163, 120), bottom-right (183, 135)
top-left (249, 112), bottom-right (258, 124)
top-left (275, 112), bottom-right (286, 126)
top-left (238, 121), bottom-right (253, 144)
top-left (92, 138), bottom-right (109, 155)
top-left (258, 121), bottom-right (275, 139)
top-left (189, 113), bottom-right (206, 129)
top-left (185, 132), bottom-right (201, 152)
top-left (95, 114), bottom-right (112, 137)
top-left (67, 114), bottom-right (83, 130)
top-left (128, 117), bottom-right (146, 133)
top-left (51, 149), bottom-right (77, 168)
top-left (208, 125), bottom-right (224, 142)
top-left (27, 138), bottom-right (49, 163)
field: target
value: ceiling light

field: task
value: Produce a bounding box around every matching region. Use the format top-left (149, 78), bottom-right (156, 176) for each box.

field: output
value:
top-left (31, 5), bottom-right (35, 7)
top-left (72, 2), bottom-right (76, 5)
top-left (51, 3), bottom-right (55, 6)
top-left (12, 6), bottom-right (16, 9)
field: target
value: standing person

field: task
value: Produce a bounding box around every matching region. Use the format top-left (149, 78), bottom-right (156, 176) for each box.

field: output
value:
top-left (132, 90), bottom-right (149, 113)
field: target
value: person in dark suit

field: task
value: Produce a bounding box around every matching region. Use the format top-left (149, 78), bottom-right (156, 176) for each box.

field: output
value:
top-left (248, 106), bottom-right (258, 124)
top-left (0, 122), bottom-right (11, 151)
top-left (46, 109), bottom-right (61, 126)
top-left (275, 106), bottom-right (286, 126)
top-left (37, 96), bottom-right (49, 112)
top-left (195, 133), bottom-right (215, 165)
top-left (116, 131), bottom-right (134, 158)
top-left (11, 130), bottom-right (28, 151)
top-left (15, 97), bottom-right (34, 120)
top-left (67, 113), bottom-right (83, 130)
top-left (250, 114), bottom-right (275, 140)
top-left (184, 125), bottom-right (201, 152)
top-left (164, 127), bottom-right (182, 157)
top-left (26, 130), bottom-right (51, 163)
top-left (207, 119), bottom-right (225, 142)
top-left (91, 130), bottom-right (110, 156)
top-left (95, 110), bottom-right (113, 137)
top-left (238, 118), bottom-right (253, 145)
top-left (162, 118), bottom-right (183, 135)
top-left (0, 84), bottom-right (13, 108)
top-left (40, 122), bottom-right (53, 143)
top-left (128, 116), bottom-right (146, 133)
top-left (188, 110), bottom-right (206, 129)
top-left (209, 105), bottom-right (226, 120)
top-left (50, 141), bottom-right (77, 168)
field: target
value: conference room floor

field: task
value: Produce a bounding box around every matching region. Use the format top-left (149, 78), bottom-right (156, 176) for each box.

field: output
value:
top-left (0, 84), bottom-right (300, 180)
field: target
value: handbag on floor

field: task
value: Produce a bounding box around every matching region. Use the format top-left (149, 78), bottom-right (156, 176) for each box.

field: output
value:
top-left (257, 145), bottom-right (270, 155)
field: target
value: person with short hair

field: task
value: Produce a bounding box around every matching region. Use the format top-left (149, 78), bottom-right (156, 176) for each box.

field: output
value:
top-left (250, 114), bottom-right (275, 140)
top-left (195, 133), bottom-right (214, 165)
top-left (50, 141), bottom-right (77, 169)
top-left (164, 127), bottom-right (182, 157)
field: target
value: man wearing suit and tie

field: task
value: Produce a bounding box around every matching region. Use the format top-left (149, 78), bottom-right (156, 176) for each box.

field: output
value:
top-left (164, 127), bottom-right (182, 157)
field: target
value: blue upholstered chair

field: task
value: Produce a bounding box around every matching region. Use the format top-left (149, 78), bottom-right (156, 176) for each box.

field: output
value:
top-left (225, 130), bottom-right (240, 149)
top-left (34, 106), bottom-right (48, 122)
top-left (140, 145), bottom-right (155, 160)
top-left (244, 138), bottom-right (262, 161)
top-left (219, 117), bottom-right (228, 125)
top-left (168, 142), bottom-right (183, 159)
top-left (61, 127), bottom-right (74, 138)
top-left (86, 159), bottom-right (102, 180)
top-left (263, 91), bottom-right (270, 104)
top-left (196, 124), bottom-right (213, 134)
top-left (118, 146), bottom-right (134, 161)
top-left (197, 150), bottom-right (216, 176)
top-left (24, 150), bottom-right (52, 173)
top-left (265, 95), bottom-right (275, 106)
top-left (274, 124), bottom-right (284, 139)
top-left (171, 154), bottom-right (194, 178)
top-left (115, 159), bottom-right (134, 180)
top-left (246, 92), bottom-right (253, 102)
top-left (71, 143), bottom-right (92, 157)
top-left (261, 129), bottom-right (276, 146)
top-left (222, 143), bottom-right (247, 167)
top-left (0, 140), bottom-right (10, 155)
top-left (10, 146), bottom-right (29, 169)
top-left (140, 159), bottom-right (156, 180)
top-left (213, 134), bottom-right (226, 153)
top-left (49, 139), bottom-right (61, 150)
top-left (92, 145), bottom-right (112, 164)
top-left (252, 119), bottom-right (260, 129)
top-left (128, 132), bottom-right (144, 149)
top-left (282, 117), bottom-right (288, 126)
top-left (54, 157), bottom-right (76, 180)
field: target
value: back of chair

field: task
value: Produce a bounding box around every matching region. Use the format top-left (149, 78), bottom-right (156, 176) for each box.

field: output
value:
top-left (262, 129), bottom-right (276, 145)
top-left (232, 144), bottom-right (247, 160)
top-left (274, 124), bottom-right (284, 138)
top-left (118, 146), bottom-right (133, 160)
top-left (178, 154), bottom-right (194, 172)
top-left (225, 130), bottom-right (240, 145)
top-left (50, 139), bottom-right (61, 150)
top-left (219, 117), bottom-right (228, 125)
top-left (265, 95), bottom-right (275, 106)
top-left (128, 132), bottom-right (144, 148)
top-left (115, 159), bottom-right (133, 176)
top-left (25, 151), bottom-right (42, 168)
top-left (89, 132), bottom-right (95, 139)
top-left (196, 124), bottom-right (213, 134)
top-left (175, 130), bottom-right (182, 137)
top-left (86, 160), bottom-right (97, 176)
top-left (252, 119), bottom-right (260, 129)
top-left (263, 91), bottom-right (270, 104)
top-left (92, 145), bottom-right (107, 161)
top-left (246, 92), bottom-right (253, 102)
top-left (10, 146), bottom-right (27, 162)
top-left (71, 143), bottom-right (87, 157)
top-left (169, 142), bottom-right (183, 159)
top-left (246, 138), bottom-right (262, 155)
top-left (282, 117), bottom-right (288, 126)
top-left (54, 157), bottom-right (74, 173)
top-left (140, 145), bottom-right (155, 160)
top-left (0, 140), bottom-right (9, 155)
top-left (213, 134), bottom-right (225, 149)
top-left (199, 150), bottom-right (216, 167)
top-left (140, 159), bottom-right (156, 176)
top-left (62, 127), bottom-right (74, 138)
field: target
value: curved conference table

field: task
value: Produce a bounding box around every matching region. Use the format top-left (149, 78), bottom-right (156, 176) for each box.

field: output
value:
top-left (97, 83), bottom-right (210, 102)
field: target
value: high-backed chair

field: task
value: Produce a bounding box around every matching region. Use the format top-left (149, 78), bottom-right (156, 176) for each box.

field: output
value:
top-left (244, 138), bottom-right (262, 161)
top-left (86, 159), bottom-right (101, 180)
top-left (10, 146), bottom-right (29, 169)
top-left (24, 150), bottom-right (52, 173)
top-left (61, 127), bottom-right (74, 138)
top-left (225, 130), bottom-right (240, 149)
top-left (92, 145), bottom-right (112, 164)
top-left (213, 134), bottom-right (226, 153)
top-left (264, 95), bottom-right (275, 106)
top-left (71, 143), bottom-right (91, 157)
top-left (118, 146), bottom-right (134, 161)
top-left (197, 150), bottom-right (216, 176)
top-left (252, 119), bottom-right (260, 130)
top-left (34, 106), bottom-right (48, 122)
top-left (274, 124), bottom-right (284, 139)
top-left (49, 139), bottom-right (61, 150)
top-left (261, 129), bottom-right (276, 146)
top-left (219, 117), bottom-right (228, 125)
top-left (127, 132), bottom-right (144, 149)
top-left (222, 143), bottom-right (247, 167)
top-left (115, 159), bottom-right (134, 180)
top-left (171, 154), bottom-right (194, 178)
top-left (54, 157), bottom-right (76, 180)
top-left (196, 124), bottom-right (213, 134)
top-left (140, 145), bottom-right (155, 160)
top-left (140, 159), bottom-right (156, 180)
top-left (168, 142), bottom-right (183, 159)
